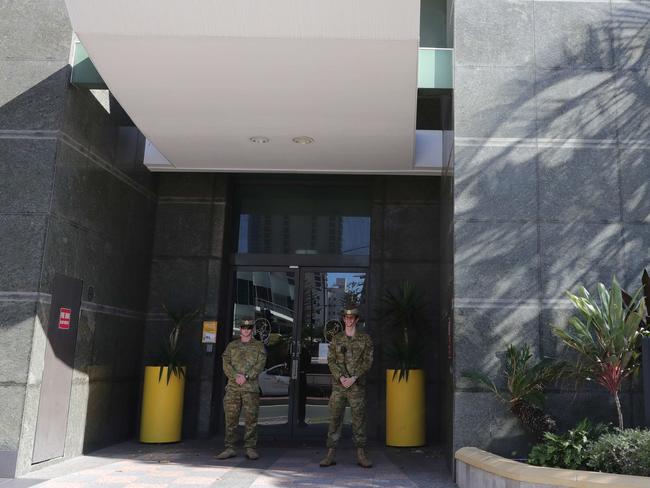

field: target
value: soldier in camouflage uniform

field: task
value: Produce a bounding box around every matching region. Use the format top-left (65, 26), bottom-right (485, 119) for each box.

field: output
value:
top-left (320, 307), bottom-right (374, 468)
top-left (216, 318), bottom-right (267, 460)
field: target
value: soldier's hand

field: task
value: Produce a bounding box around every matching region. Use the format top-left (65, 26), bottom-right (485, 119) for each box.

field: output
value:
top-left (236, 373), bottom-right (247, 385)
top-left (349, 376), bottom-right (357, 386)
top-left (341, 376), bottom-right (355, 388)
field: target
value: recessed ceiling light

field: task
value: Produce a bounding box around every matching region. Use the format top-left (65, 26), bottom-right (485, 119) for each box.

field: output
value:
top-left (292, 136), bottom-right (314, 145)
top-left (249, 136), bottom-right (269, 143)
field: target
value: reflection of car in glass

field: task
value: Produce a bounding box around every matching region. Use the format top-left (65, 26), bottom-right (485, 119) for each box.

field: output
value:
top-left (258, 364), bottom-right (290, 396)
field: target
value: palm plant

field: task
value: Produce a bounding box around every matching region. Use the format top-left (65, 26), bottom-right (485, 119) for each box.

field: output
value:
top-left (553, 277), bottom-right (647, 429)
top-left (381, 281), bottom-right (425, 381)
top-left (159, 304), bottom-right (198, 384)
top-left (463, 344), bottom-right (561, 436)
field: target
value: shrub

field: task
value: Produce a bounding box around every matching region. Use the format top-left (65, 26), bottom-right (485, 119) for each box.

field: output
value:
top-left (463, 344), bottom-right (561, 436)
top-left (553, 278), bottom-right (647, 428)
top-left (586, 429), bottom-right (650, 476)
top-left (528, 419), bottom-right (609, 470)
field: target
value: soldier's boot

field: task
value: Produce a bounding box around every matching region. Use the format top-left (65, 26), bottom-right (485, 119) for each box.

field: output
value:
top-left (245, 448), bottom-right (259, 460)
top-left (216, 447), bottom-right (237, 460)
top-left (356, 448), bottom-right (373, 468)
top-left (319, 449), bottom-right (336, 467)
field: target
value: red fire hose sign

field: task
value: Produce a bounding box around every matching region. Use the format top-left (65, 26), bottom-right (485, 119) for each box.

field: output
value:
top-left (58, 308), bottom-right (71, 330)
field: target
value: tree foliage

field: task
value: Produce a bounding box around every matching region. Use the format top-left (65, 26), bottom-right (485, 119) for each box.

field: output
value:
top-left (553, 277), bottom-right (647, 429)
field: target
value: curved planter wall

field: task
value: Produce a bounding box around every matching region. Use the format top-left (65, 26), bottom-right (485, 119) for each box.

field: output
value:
top-left (455, 447), bottom-right (649, 488)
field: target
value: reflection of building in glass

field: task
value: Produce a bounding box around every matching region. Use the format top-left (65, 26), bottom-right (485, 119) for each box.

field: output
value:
top-left (326, 278), bottom-right (346, 321)
top-left (240, 214), bottom-right (370, 255)
top-left (244, 215), bottom-right (342, 254)
top-left (235, 271), bottom-right (295, 329)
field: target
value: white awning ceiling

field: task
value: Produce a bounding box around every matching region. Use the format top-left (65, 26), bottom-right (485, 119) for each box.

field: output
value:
top-left (65, 0), bottom-right (430, 173)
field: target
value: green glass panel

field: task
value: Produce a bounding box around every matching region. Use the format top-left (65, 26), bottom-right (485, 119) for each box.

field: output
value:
top-left (418, 48), bottom-right (453, 89)
top-left (71, 42), bottom-right (106, 89)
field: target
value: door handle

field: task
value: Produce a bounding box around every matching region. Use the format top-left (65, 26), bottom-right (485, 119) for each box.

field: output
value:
top-left (290, 341), bottom-right (301, 358)
top-left (291, 359), bottom-right (299, 380)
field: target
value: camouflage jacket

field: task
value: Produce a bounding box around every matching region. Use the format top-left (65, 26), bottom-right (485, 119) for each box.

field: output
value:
top-left (222, 339), bottom-right (267, 392)
top-left (327, 331), bottom-right (373, 388)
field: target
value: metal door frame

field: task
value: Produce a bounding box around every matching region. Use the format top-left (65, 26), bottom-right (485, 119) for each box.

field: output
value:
top-left (231, 265), bottom-right (301, 438)
top-left (292, 267), bottom-right (368, 439)
top-left (229, 265), bottom-right (368, 440)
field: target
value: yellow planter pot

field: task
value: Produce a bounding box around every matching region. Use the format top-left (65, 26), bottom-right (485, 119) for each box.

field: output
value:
top-left (386, 369), bottom-right (425, 447)
top-left (140, 366), bottom-right (185, 443)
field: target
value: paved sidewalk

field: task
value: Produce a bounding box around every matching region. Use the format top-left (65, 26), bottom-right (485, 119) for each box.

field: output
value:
top-left (0, 441), bottom-right (455, 488)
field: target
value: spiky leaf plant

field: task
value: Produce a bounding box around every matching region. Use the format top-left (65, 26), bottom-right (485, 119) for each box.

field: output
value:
top-left (553, 277), bottom-right (647, 429)
top-left (463, 344), bottom-right (561, 436)
top-left (622, 268), bottom-right (650, 329)
top-left (381, 281), bottom-right (425, 382)
top-left (159, 304), bottom-right (198, 384)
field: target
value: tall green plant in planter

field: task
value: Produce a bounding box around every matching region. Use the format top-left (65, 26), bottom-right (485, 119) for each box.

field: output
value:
top-left (381, 281), bottom-right (425, 381)
top-left (140, 305), bottom-right (198, 443)
top-left (553, 277), bottom-right (647, 429)
top-left (382, 281), bottom-right (427, 446)
top-left (158, 304), bottom-right (198, 383)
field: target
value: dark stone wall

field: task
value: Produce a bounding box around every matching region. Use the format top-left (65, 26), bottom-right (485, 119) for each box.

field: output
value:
top-left (368, 176), bottom-right (446, 444)
top-left (0, 0), bottom-right (156, 476)
top-left (452, 0), bottom-right (650, 457)
top-left (46, 101), bottom-right (156, 457)
top-left (144, 174), bottom-right (230, 438)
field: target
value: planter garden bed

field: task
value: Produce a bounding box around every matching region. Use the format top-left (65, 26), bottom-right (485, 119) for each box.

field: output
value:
top-left (455, 447), bottom-right (649, 488)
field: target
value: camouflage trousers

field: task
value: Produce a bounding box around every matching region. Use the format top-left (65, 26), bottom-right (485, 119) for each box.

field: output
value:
top-left (326, 385), bottom-right (367, 448)
top-left (223, 388), bottom-right (260, 448)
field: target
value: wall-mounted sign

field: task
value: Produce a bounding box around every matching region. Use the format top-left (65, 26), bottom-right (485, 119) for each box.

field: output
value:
top-left (202, 321), bottom-right (217, 344)
top-left (58, 308), bottom-right (72, 330)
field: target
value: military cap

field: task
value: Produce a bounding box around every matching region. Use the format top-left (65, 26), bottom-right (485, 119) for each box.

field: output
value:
top-left (239, 318), bottom-right (255, 329)
top-left (342, 307), bottom-right (360, 317)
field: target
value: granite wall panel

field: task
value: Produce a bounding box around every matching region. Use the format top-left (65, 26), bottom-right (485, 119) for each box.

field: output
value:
top-left (0, 62), bottom-right (68, 131)
top-left (616, 68), bottom-right (650, 142)
top-left (454, 145), bottom-right (537, 221)
top-left (538, 147), bottom-right (619, 223)
top-left (143, 174), bottom-right (229, 438)
top-left (454, 0), bottom-right (534, 67)
top-left (453, 392), bottom-right (533, 458)
top-left (612, 1), bottom-right (650, 71)
top-left (455, 66), bottom-right (536, 138)
top-left (0, 215), bottom-right (48, 291)
top-left (453, 0), bottom-right (650, 457)
top-left (533, 1), bottom-right (613, 69)
top-left (0, 138), bottom-right (56, 213)
top-left (0, 302), bottom-right (38, 384)
top-left (369, 176), bottom-right (445, 444)
top-left (0, 386), bottom-right (27, 452)
top-left (539, 223), bottom-right (625, 299)
top-left (454, 221), bottom-right (540, 300)
top-left (454, 306), bottom-right (540, 390)
top-left (0, 0), bottom-right (71, 61)
top-left (620, 148), bottom-right (650, 224)
top-left (535, 69), bottom-right (617, 140)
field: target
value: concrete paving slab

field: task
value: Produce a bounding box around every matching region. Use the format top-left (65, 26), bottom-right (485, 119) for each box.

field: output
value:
top-left (0, 441), bottom-right (455, 488)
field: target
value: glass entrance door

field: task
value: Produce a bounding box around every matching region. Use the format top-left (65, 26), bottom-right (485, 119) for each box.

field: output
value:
top-left (230, 267), bottom-right (367, 439)
top-left (233, 269), bottom-right (297, 429)
top-left (294, 269), bottom-right (367, 438)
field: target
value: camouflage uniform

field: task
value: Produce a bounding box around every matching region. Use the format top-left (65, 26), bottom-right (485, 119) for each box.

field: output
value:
top-left (222, 338), bottom-right (266, 448)
top-left (326, 331), bottom-right (374, 448)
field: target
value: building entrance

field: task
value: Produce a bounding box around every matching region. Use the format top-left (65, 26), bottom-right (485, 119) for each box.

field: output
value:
top-left (231, 267), bottom-right (367, 440)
